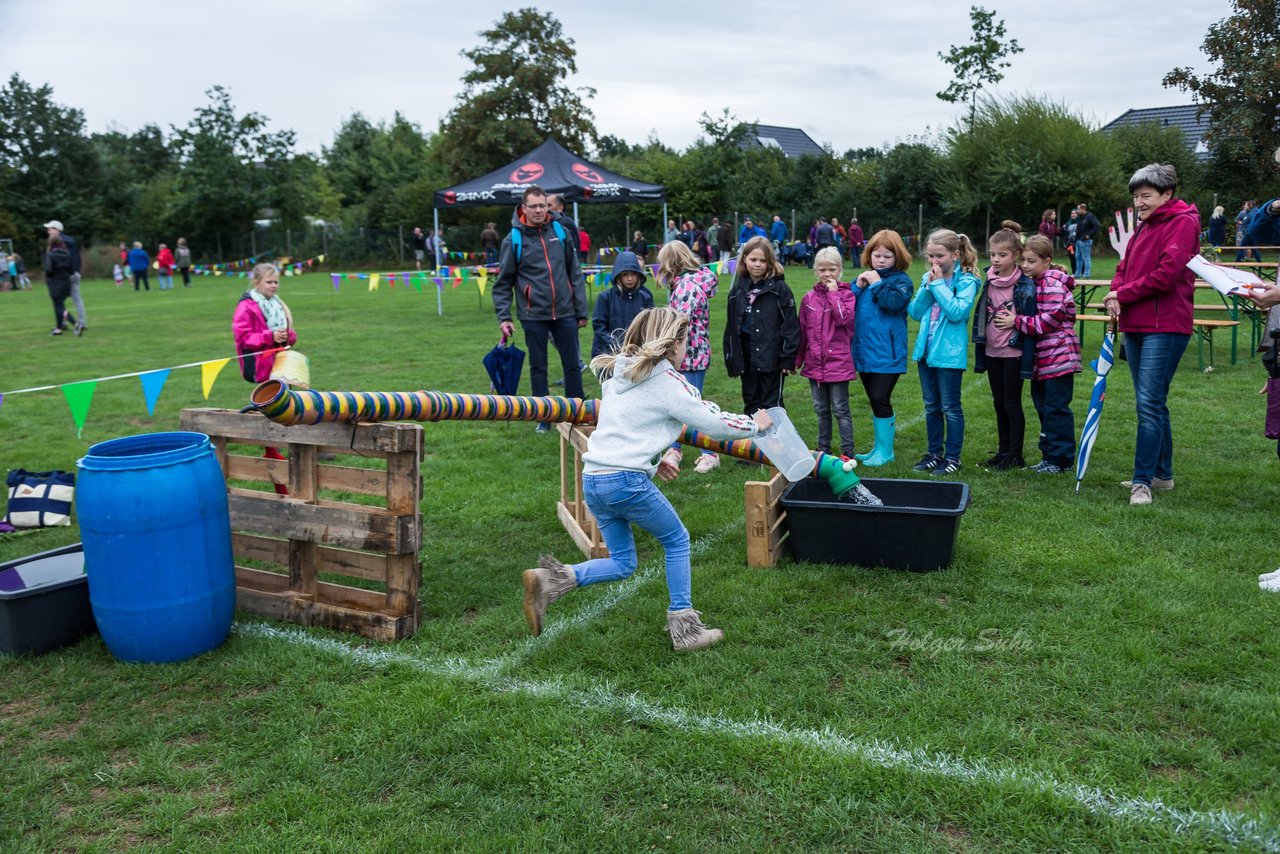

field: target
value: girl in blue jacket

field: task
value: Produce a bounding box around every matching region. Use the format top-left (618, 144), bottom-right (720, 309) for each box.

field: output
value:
top-left (851, 229), bottom-right (914, 466)
top-left (908, 229), bottom-right (979, 475)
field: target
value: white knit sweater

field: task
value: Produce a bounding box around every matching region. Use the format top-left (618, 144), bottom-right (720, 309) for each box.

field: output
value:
top-left (582, 356), bottom-right (758, 477)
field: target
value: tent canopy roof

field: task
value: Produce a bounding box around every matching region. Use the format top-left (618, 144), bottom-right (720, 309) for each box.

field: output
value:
top-left (434, 139), bottom-right (665, 208)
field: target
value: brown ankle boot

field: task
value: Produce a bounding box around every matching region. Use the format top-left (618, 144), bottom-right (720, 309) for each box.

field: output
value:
top-left (522, 555), bottom-right (577, 636)
top-left (665, 608), bottom-right (724, 651)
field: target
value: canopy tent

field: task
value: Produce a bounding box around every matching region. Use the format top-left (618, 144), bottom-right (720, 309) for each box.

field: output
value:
top-left (433, 138), bottom-right (665, 208)
top-left (430, 140), bottom-right (668, 282)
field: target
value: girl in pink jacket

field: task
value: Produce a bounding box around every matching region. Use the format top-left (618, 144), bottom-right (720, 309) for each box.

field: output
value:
top-left (796, 247), bottom-right (857, 456)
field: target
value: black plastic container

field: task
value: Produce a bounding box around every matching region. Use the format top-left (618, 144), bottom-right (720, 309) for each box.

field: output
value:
top-left (0, 543), bottom-right (96, 654)
top-left (780, 478), bottom-right (972, 571)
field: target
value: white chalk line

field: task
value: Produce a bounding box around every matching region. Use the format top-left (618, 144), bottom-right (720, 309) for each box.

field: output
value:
top-left (235, 621), bottom-right (1280, 852)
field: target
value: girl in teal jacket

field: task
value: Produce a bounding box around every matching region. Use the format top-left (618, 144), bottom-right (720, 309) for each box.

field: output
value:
top-left (908, 229), bottom-right (979, 475)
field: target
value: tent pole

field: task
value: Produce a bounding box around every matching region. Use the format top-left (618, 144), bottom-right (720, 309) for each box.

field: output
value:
top-left (437, 281), bottom-right (443, 317)
top-left (573, 201), bottom-right (579, 225)
top-left (433, 208), bottom-right (441, 271)
top-left (662, 202), bottom-right (668, 245)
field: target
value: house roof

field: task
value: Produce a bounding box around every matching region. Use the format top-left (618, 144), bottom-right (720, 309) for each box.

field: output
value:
top-left (1101, 105), bottom-right (1211, 160)
top-left (739, 124), bottom-right (826, 159)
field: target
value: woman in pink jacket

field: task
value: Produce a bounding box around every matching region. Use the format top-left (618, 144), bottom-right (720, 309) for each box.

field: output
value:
top-left (1102, 164), bottom-right (1200, 507)
top-left (796, 247), bottom-right (857, 456)
top-left (232, 263), bottom-right (296, 493)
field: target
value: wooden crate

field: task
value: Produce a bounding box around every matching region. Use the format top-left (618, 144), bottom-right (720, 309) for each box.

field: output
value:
top-left (180, 408), bottom-right (424, 641)
top-left (744, 470), bottom-right (789, 568)
top-left (555, 422), bottom-right (608, 559)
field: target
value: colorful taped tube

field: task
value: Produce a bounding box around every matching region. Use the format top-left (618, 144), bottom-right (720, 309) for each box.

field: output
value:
top-left (246, 380), bottom-right (862, 482)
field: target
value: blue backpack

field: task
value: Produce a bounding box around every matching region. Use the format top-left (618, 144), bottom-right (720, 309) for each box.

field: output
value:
top-left (510, 220), bottom-right (571, 263)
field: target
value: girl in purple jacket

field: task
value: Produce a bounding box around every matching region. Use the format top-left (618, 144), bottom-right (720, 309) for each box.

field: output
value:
top-left (796, 247), bottom-right (857, 455)
top-left (994, 235), bottom-right (1082, 474)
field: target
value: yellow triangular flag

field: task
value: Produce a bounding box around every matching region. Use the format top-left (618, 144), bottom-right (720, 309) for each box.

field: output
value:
top-left (201, 358), bottom-right (230, 400)
top-left (317, 254), bottom-right (325, 264)
top-left (477, 274), bottom-right (487, 297)
top-left (369, 273), bottom-right (380, 291)
top-left (214, 270), bottom-right (223, 277)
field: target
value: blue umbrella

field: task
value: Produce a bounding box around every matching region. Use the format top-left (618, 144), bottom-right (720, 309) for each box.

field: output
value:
top-left (1075, 319), bottom-right (1116, 493)
top-left (482, 335), bottom-right (525, 396)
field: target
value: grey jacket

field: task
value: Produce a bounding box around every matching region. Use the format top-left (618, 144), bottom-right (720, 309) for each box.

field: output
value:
top-left (492, 208), bottom-right (586, 324)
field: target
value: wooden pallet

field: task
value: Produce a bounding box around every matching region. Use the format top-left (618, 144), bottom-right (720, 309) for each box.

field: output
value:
top-left (179, 408), bottom-right (424, 641)
top-left (555, 422), bottom-right (607, 558)
top-left (744, 470), bottom-right (789, 568)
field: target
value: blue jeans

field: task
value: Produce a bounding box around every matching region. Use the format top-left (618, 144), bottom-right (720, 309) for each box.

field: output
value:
top-left (575, 470), bottom-right (692, 611)
top-left (1124, 332), bottom-right (1190, 485)
top-left (918, 362), bottom-right (965, 460)
top-left (671, 370), bottom-right (713, 455)
top-left (1074, 240), bottom-right (1093, 278)
top-left (1030, 373), bottom-right (1076, 467)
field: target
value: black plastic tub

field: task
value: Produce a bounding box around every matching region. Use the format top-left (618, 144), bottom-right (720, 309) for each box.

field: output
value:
top-left (780, 478), bottom-right (971, 571)
top-left (0, 543), bottom-right (96, 654)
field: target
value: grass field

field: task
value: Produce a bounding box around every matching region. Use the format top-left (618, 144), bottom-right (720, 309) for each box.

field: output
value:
top-left (3, 256), bottom-right (1280, 852)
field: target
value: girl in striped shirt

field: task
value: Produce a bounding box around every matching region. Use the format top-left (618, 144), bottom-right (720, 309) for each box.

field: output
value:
top-left (993, 235), bottom-right (1082, 474)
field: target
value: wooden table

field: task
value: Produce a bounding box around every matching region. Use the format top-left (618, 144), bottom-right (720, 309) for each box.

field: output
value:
top-left (1076, 314), bottom-right (1239, 371)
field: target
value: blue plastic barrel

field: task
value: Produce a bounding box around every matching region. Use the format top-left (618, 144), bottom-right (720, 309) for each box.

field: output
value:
top-left (77, 432), bottom-right (235, 662)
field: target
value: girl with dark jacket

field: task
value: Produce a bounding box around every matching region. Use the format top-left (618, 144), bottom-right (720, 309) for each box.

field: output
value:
top-left (972, 222), bottom-right (1037, 470)
top-left (44, 236), bottom-right (78, 336)
top-left (723, 236), bottom-right (801, 415)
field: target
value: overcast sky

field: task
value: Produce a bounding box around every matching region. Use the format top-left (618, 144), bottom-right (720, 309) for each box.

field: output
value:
top-left (2, 1), bottom-right (1224, 157)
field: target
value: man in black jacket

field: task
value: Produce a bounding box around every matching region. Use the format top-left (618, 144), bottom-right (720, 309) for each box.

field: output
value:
top-left (492, 186), bottom-right (588, 432)
top-left (1073, 204), bottom-right (1102, 278)
top-left (43, 219), bottom-right (86, 334)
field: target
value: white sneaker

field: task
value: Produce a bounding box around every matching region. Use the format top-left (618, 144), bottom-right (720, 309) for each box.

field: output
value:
top-left (1259, 568), bottom-right (1280, 582)
top-left (661, 448), bottom-right (682, 469)
top-left (1129, 483), bottom-right (1152, 506)
top-left (1121, 477), bottom-right (1174, 491)
top-left (1261, 577), bottom-right (1280, 593)
top-left (693, 454), bottom-right (720, 473)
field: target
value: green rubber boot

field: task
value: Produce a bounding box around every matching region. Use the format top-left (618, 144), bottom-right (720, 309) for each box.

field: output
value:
top-left (856, 416), bottom-right (896, 467)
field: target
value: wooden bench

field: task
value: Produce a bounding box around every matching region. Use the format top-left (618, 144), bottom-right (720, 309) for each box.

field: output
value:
top-left (1076, 315), bottom-right (1239, 371)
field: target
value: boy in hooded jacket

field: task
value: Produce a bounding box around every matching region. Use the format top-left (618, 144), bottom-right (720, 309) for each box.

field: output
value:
top-left (592, 251), bottom-right (655, 358)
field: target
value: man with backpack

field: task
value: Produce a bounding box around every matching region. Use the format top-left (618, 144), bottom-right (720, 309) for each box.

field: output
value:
top-left (493, 185), bottom-right (588, 432)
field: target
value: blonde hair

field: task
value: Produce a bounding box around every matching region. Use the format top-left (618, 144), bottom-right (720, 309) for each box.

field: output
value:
top-left (656, 240), bottom-right (701, 287)
top-left (813, 247), bottom-right (843, 270)
top-left (250, 262), bottom-right (280, 286)
top-left (1022, 234), bottom-right (1069, 273)
top-left (925, 228), bottom-right (979, 274)
top-left (735, 236), bottom-right (784, 282)
top-left (589, 307), bottom-right (688, 382)
top-left (861, 229), bottom-right (911, 270)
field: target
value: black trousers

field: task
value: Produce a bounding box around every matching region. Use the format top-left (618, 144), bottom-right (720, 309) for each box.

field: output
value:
top-left (984, 356), bottom-right (1025, 457)
top-left (522, 317), bottom-right (584, 408)
top-left (133, 270), bottom-right (150, 291)
top-left (858, 371), bottom-right (901, 419)
top-left (1031, 373), bottom-right (1076, 466)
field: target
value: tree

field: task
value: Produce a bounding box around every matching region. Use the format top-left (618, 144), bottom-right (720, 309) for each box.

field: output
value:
top-left (1163, 0), bottom-right (1280, 197)
top-left (937, 6), bottom-right (1024, 127)
top-left (942, 96), bottom-right (1123, 235)
top-left (0, 74), bottom-right (103, 254)
top-left (1108, 121), bottom-right (1202, 199)
top-left (436, 8), bottom-right (597, 180)
top-left (168, 86), bottom-right (296, 254)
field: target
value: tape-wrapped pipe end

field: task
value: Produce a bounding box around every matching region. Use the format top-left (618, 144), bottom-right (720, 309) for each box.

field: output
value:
top-left (250, 379), bottom-right (300, 425)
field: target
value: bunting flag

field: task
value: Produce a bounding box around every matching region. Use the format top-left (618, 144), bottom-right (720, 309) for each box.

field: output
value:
top-left (138, 369), bottom-right (170, 417)
top-left (61, 381), bottom-right (96, 438)
top-left (0, 392), bottom-right (5, 411)
top-left (412, 274), bottom-right (422, 293)
top-left (477, 273), bottom-right (487, 297)
top-left (369, 273), bottom-right (380, 291)
top-left (331, 273), bottom-right (341, 290)
top-left (201, 359), bottom-right (230, 400)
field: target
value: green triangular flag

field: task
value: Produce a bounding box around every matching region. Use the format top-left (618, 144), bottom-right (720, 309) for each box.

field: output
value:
top-left (61, 380), bottom-right (97, 438)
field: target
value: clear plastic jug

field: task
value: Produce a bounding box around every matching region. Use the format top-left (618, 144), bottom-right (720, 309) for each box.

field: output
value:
top-left (754, 407), bottom-right (815, 482)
